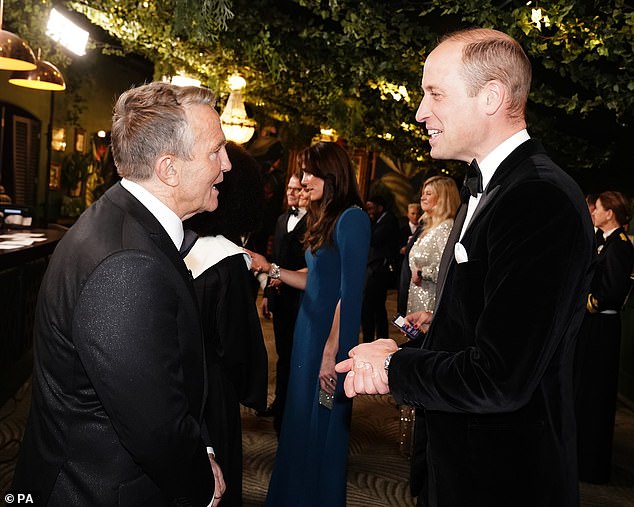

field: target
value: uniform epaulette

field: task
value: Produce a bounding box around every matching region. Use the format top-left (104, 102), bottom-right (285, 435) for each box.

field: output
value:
top-left (619, 232), bottom-right (629, 242)
top-left (586, 293), bottom-right (600, 313)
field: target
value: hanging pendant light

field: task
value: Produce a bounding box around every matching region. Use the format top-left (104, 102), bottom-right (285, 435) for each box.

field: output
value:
top-left (220, 74), bottom-right (256, 145)
top-left (0, 0), bottom-right (37, 70)
top-left (8, 49), bottom-right (66, 91)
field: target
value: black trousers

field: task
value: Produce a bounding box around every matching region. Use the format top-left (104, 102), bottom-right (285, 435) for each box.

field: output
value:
top-left (574, 312), bottom-right (621, 484)
top-left (361, 267), bottom-right (392, 342)
top-left (270, 289), bottom-right (301, 435)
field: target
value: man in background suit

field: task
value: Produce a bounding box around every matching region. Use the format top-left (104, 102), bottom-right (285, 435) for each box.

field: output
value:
top-left (338, 28), bottom-right (594, 506)
top-left (399, 202), bottom-right (422, 249)
top-left (12, 82), bottom-right (229, 506)
top-left (361, 195), bottom-right (401, 342)
top-left (261, 174), bottom-right (308, 435)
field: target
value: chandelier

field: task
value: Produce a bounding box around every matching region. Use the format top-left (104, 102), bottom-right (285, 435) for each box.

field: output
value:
top-left (220, 75), bottom-right (256, 145)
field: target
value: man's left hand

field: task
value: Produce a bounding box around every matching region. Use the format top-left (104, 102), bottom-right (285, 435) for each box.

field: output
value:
top-left (209, 454), bottom-right (226, 506)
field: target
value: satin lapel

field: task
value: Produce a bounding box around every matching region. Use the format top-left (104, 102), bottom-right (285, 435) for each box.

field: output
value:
top-left (106, 183), bottom-right (196, 295)
top-left (434, 204), bottom-right (467, 305)
top-left (461, 185), bottom-right (501, 240)
top-left (459, 139), bottom-right (546, 241)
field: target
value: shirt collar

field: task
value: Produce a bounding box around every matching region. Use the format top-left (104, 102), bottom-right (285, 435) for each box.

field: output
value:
top-left (120, 178), bottom-right (184, 250)
top-left (603, 227), bottom-right (619, 240)
top-left (478, 129), bottom-right (530, 192)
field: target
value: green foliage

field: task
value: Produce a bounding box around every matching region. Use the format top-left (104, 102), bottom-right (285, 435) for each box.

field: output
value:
top-left (60, 151), bottom-right (92, 192)
top-left (5, 0), bottom-right (633, 190)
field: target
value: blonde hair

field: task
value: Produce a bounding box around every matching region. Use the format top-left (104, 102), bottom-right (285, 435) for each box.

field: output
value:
top-left (442, 28), bottom-right (531, 120)
top-left (420, 176), bottom-right (460, 234)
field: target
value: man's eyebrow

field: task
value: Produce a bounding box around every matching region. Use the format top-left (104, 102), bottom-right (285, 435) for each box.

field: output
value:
top-left (211, 139), bottom-right (227, 151)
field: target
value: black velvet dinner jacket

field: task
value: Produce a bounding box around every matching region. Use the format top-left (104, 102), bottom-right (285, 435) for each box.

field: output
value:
top-left (13, 183), bottom-right (214, 506)
top-left (389, 140), bottom-right (595, 507)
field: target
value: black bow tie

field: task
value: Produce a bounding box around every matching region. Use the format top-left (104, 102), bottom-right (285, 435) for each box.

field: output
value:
top-left (463, 159), bottom-right (483, 200)
top-left (179, 229), bottom-right (198, 258)
top-left (289, 207), bottom-right (299, 217)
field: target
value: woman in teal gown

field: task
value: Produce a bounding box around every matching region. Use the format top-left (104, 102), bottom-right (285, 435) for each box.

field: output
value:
top-left (249, 142), bottom-right (370, 506)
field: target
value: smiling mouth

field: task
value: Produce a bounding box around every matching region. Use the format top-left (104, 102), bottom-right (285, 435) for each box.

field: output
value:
top-left (427, 129), bottom-right (442, 139)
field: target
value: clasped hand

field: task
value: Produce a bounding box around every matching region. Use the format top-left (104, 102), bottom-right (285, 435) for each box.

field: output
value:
top-left (334, 339), bottom-right (399, 397)
top-left (335, 311), bottom-right (433, 397)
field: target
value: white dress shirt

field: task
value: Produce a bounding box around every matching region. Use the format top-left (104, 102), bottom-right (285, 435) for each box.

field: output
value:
top-left (287, 207), bottom-right (307, 233)
top-left (459, 129), bottom-right (531, 240)
top-left (120, 178), bottom-right (184, 251)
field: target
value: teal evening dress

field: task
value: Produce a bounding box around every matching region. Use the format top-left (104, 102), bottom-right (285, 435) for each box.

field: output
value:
top-left (265, 206), bottom-right (371, 507)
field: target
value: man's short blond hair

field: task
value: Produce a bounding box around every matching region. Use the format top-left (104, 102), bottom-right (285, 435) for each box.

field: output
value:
top-left (442, 28), bottom-right (531, 120)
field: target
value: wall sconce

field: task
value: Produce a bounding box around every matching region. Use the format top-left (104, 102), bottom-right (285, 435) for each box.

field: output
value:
top-left (220, 74), bottom-right (256, 145)
top-left (312, 127), bottom-right (339, 144)
top-left (51, 128), bottom-right (66, 151)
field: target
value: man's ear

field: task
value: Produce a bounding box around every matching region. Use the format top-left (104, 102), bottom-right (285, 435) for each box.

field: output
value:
top-left (482, 80), bottom-right (505, 116)
top-left (156, 155), bottom-right (179, 187)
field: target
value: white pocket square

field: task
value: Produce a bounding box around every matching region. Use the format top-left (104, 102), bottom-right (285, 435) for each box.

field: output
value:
top-left (454, 242), bottom-right (469, 264)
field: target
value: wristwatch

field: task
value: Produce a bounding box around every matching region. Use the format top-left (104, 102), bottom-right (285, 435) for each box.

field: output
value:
top-left (384, 352), bottom-right (394, 373)
top-left (268, 263), bottom-right (281, 279)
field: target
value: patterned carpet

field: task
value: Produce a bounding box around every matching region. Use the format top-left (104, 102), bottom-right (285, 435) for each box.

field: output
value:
top-left (2, 291), bottom-right (634, 506)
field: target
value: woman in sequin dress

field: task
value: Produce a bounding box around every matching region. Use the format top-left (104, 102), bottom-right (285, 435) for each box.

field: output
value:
top-left (403, 175), bottom-right (460, 503)
top-left (407, 176), bottom-right (460, 314)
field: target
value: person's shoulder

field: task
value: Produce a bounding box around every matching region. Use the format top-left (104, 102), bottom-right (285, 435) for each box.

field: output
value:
top-left (613, 230), bottom-right (634, 253)
top-left (336, 206), bottom-right (371, 241)
top-left (436, 219), bottom-right (453, 233)
top-left (338, 205), bottom-right (370, 225)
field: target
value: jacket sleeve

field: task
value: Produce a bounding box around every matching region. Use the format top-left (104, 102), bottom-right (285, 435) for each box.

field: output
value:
top-left (587, 232), bottom-right (634, 313)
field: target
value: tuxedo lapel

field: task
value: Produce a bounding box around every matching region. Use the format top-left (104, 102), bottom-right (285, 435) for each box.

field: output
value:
top-left (461, 185), bottom-right (502, 240)
top-left (434, 203), bottom-right (468, 308)
top-left (104, 184), bottom-right (207, 422)
top-left (107, 183), bottom-right (195, 294)
top-left (459, 139), bottom-right (546, 243)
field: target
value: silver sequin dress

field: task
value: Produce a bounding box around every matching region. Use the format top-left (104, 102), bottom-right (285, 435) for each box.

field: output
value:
top-left (407, 218), bottom-right (453, 313)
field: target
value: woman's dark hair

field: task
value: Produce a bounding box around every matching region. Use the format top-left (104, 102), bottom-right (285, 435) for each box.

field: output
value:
top-left (301, 142), bottom-right (364, 252)
top-left (184, 142), bottom-right (264, 242)
top-left (598, 191), bottom-right (632, 227)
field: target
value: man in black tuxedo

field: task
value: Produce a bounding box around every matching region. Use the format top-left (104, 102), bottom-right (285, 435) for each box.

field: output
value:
top-left (261, 174), bottom-right (308, 435)
top-left (338, 28), bottom-right (594, 507)
top-left (12, 82), bottom-right (229, 506)
top-left (361, 195), bottom-right (401, 342)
